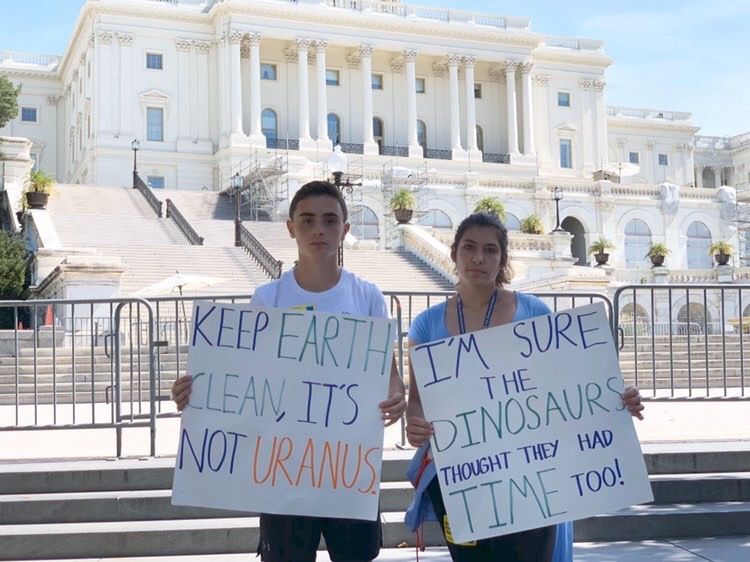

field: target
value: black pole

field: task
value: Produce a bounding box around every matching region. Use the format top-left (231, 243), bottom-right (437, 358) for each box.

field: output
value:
top-left (331, 172), bottom-right (344, 266)
top-left (235, 190), bottom-right (242, 247)
top-left (132, 149), bottom-right (138, 189)
top-left (555, 198), bottom-right (561, 231)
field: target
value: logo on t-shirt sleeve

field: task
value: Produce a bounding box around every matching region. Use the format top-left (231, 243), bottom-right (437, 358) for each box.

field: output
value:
top-left (290, 304), bottom-right (315, 311)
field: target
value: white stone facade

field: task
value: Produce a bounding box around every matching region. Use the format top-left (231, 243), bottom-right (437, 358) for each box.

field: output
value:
top-left (1, 0), bottom-right (748, 270)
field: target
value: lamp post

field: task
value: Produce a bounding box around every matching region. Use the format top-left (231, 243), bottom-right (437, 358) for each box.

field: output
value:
top-left (552, 186), bottom-right (564, 232)
top-left (327, 145), bottom-right (356, 266)
top-left (131, 139), bottom-right (140, 189)
top-left (232, 172), bottom-right (243, 247)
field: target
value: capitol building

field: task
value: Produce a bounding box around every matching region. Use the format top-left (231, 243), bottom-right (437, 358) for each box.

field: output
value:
top-left (2, 0), bottom-right (750, 286)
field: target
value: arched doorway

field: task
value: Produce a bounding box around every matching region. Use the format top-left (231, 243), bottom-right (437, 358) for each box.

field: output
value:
top-left (561, 217), bottom-right (586, 265)
top-left (677, 303), bottom-right (710, 335)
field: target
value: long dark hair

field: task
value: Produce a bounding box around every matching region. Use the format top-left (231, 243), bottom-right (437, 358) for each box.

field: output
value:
top-left (450, 212), bottom-right (513, 286)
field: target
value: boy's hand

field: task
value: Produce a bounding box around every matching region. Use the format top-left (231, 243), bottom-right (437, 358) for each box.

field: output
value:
top-left (622, 385), bottom-right (644, 420)
top-left (406, 417), bottom-right (434, 448)
top-left (171, 375), bottom-right (193, 411)
top-left (379, 392), bottom-right (406, 427)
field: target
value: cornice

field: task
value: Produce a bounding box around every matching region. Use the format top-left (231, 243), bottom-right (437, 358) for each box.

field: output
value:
top-left (607, 117), bottom-right (700, 135)
top-left (532, 49), bottom-right (613, 69)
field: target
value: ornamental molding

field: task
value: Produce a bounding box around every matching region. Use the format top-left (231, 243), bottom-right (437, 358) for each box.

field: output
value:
top-left (504, 60), bottom-right (519, 75)
top-left (313, 40), bottom-right (328, 54)
top-left (176, 39), bottom-right (193, 52)
top-left (389, 58), bottom-right (404, 73)
top-left (446, 54), bottom-right (462, 66)
top-left (593, 80), bottom-right (606, 92)
top-left (229, 31), bottom-right (243, 45)
top-left (248, 33), bottom-right (262, 47)
top-left (118, 33), bottom-right (133, 46)
top-left (98, 31), bottom-right (114, 44)
top-left (579, 79), bottom-right (592, 90)
top-left (519, 61), bottom-right (533, 74)
top-left (194, 40), bottom-right (211, 54)
top-left (296, 38), bottom-right (311, 51)
top-left (346, 52), bottom-right (360, 69)
top-left (488, 67), bottom-right (504, 81)
top-left (534, 74), bottom-right (550, 86)
top-left (607, 117), bottom-right (700, 135)
top-left (462, 55), bottom-right (477, 68)
top-left (432, 62), bottom-right (447, 77)
top-left (284, 47), bottom-right (298, 63)
top-left (46, 94), bottom-right (61, 106)
top-left (360, 45), bottom-right (374, 58)
top-left (403, 49), bottom-right (418, 63)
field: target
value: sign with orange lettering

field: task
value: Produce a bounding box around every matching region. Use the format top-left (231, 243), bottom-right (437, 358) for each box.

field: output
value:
top-left (171, 301), bottom-right (396, 521)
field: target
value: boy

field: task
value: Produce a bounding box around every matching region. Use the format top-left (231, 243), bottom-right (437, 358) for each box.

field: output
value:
top-left (171, 180), bottom-right (406, 562)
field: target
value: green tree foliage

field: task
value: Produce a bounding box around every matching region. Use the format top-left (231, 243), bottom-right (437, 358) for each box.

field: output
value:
top-left (0, 230), bottom-right (29, 328)
top-left (473, 196), bottom-right (506, 222)
top-left (0, 75), bottom-right (22, 129)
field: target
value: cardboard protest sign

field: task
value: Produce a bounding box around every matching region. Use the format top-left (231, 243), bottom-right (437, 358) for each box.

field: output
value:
top-left (409, 302), bottom-right (653, 544)
top-left (171, 301), bottom-right (396, 521)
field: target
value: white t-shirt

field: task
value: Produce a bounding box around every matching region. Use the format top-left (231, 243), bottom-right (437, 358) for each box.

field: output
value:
top-left (251, 268), bottom-right (389, 319)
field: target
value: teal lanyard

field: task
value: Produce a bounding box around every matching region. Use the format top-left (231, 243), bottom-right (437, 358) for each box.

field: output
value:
top-left (456, 289), bottom-right (498, 334)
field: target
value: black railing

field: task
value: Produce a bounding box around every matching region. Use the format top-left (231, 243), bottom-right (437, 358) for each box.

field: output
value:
top-left (165, 199), bottom-right (204, 245)
top-left (266, 138), bottom-right (300, 150)
top-left (134, 174), bottom-right (163, 217)
top-left (339, 143), bottom-right (364, 154)
top-left (424, 148), bottom-right (452, 160)
top-left (383, 146), bottom-right (409, 157)
top-left (483, 153), bottom-right (511, 164)
top-left (239, 225), bottom-right (283, 279)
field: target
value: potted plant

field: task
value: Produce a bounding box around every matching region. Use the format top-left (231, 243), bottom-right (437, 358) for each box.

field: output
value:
top-left (588, 236), bottom-right (615, 266)
top-left (473, 196), bottom-right (506, 222)
top-left (708, 241), bottom-right (733, 266)
top-left (645, 242), bottom-right (671, 267)
top-left (520, 214), bottom-right (544, 235)
top-left (24, 169), bottom-right (56, 209)
top-left (390, 188), bottom-right (416, 224)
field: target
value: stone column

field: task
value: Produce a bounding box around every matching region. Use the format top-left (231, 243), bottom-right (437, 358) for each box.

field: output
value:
top-left (519, 61), bottom-right (536, 156)
top-left (229, 30), bottom-right (245, 138)
top-left (404, 49), bottom-right (421, 158)
top-left (314, 40), bottom-right (332, 150)
top-left (579, 79), bottom-right (594, 173)
top-left (296, 38), bottom-right (314, 149)
top-left (695, 165), bottom-right (704, 188)
top-left (248, 33), bottom-right (265, 147)
top-left (593, 80), bottom-right (607, 169)
top-left (361, 45), bottom-right (378, 155)
top-left (447, 54), bottom-right (464, 157)
top-left (98, 31), bottom-right (113, 135)
top-left (715, 165), bottom-right (723, 187)
top-left (504, 61), bottom-right (519, 156)
top-left (463, 56), bottom-right (480, 160)
top-left (216, 30), bottom-right (230, 145)
top-left (176, 39), bottom-right (192, 147)
top-left (117, 35), bottom-right (132, 138)
top-left (195, 41), bottom-right (211, 144)
top-left (533, 74), bottom-right (552, 168)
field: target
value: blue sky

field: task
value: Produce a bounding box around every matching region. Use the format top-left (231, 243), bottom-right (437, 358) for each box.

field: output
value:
top-left (1, 0), bottom-right (748, 137)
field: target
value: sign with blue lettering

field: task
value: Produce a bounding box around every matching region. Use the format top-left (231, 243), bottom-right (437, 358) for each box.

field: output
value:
top-left (171, 301), bottom-right (396, 521)
top-left (409, 302), bottom-right (653, 543)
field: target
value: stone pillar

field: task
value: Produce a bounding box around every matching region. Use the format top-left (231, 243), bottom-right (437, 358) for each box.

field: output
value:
top-left (447, 54), bottom-right (464, 157)
top-left (505, 61), bottom-right (519, 156)
top-left (296, 38), bottom-right (314, 149)
top-left (463, 56), bottom-right (481, 163)
top-left (695, 165), bottom-right (704, 188)
top-left (176, 39), bottom-right (192, 147)
top-left (579, 80), bottom-right (594, 173)
top-left (118, 34), bottom-right (132, 138)
top-left (195, 40), bottom-right (211, 143)
top-left (248, 33), bottom-right (265, 146)
top-left (361, 45), bottom-right (378, 155)
top-left (593, 80), bottom-right (607, 169)
top-left (519, 62), bottom-right (536, 157)
top-left (404, 49), bottom-right (421, 158)
top-left (715, 166), bottom-right (723, 187)
top-left (98, 31), bottom-right (113, 135)
top-left (217, 30), bottom-right (230, 145)
top-left (314, 40), bottom-right (332, 150)
top-left (533, 74), bottom-right (552, 168)
top-left (229, 31), bottom-right (244, 138)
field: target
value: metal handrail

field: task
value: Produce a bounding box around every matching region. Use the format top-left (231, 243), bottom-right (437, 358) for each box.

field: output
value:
top-left (134, 174), bottom-right (163, 217)
top-left (239, 225), bottom-right (283, 279)
top-left (165, 199), bottom-right (204, 245)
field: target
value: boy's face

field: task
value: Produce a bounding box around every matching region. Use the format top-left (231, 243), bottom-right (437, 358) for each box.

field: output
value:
top-left (287, 195), bottom-right (349, 261)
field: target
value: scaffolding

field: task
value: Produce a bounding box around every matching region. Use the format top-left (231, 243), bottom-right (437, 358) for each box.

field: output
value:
top-left (381, 160), bottom-right (429, 248)
top-left (227, 152), bottom-right (289, 222)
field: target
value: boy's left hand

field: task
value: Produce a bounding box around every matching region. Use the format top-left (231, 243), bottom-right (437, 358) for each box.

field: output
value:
top-left (622, 385), bottom-right (645, 420)
top-left (379, 392), bottom-right (406, 427)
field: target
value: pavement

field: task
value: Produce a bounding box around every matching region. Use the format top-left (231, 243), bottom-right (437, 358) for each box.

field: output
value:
top-left (2, 400), bottom-right (749, 561)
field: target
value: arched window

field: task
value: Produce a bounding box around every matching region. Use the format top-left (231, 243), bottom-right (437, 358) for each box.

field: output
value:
top-left (262, 108), bottom-right (277, 145)
top-left (417, 120), bottom-right (427, 150)
top-left (349, 205), bottom-right (379, 240)
top-left (476, 125), bottom-right (484, 153)
top-left (686, 221), bottom-right (712, 269)
top-left (418, 209), bottom-right (452, 230)
top-left (327, 113), bottom-right (341, 146)
top-left (624, 219), bottom-right (651, 268)
top-left (373, 117), bottom-right (384, 155)
top-left (504, 213), bottom-right (520, 231)
top-left (677, 303), bottom-right (709, 335)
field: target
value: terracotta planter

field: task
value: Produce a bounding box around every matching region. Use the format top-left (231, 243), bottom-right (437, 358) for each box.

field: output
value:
top-left (25, 191), bottom-right (49, 209)
top-left (594, 252), bottom-right (609, 266)
top-left (715, 252), bottom-right (731, 266)
top-left (393, 208), bottom-right (413, 224)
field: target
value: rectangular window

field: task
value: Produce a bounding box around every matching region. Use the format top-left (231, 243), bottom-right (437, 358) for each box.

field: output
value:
top-left (658, 153), bottom-right (669, 166)
top-left (629, 152), bottom-right (640, 164)
top-left (371, 73), bottom-right (383, 90)
top-left (260, 63), bottom-right (277, 80)
top-left (146, 53), bottom-right (163, 70)
top-left (146, 107), bottom-right (164, 142)
top-left (147, 176), bottom-right (165, 189)
top-left (415, 77), bottom-right (426, 93)
top-left (474, 83), bottom-right (482, 99)
top-left (21, 107), bottom-right (38, 123)
top-left (560, 139), bottom-right (572, 168)
top-left (558, 92), bottom-right (571, 107)
top-left (325, 69), bottom-right (340, 86)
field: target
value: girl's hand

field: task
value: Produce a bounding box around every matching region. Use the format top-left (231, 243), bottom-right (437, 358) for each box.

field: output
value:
top-left (406, 416), bottom-right (434, 447)
top-left (622, 385), bottom-right (644, 420)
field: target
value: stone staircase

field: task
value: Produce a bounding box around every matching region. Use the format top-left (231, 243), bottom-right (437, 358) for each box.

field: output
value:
top-left (0, 444), bottom-right (748, 560)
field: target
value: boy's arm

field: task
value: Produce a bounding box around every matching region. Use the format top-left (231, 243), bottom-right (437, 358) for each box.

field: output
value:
top-left (379, 357), bottom-right (406, 427)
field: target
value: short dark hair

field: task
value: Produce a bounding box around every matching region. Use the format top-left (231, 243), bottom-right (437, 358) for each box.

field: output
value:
top-left (451, 212), bottom-right (513, 286)
top-left (289, 181), bottom-right (348, 222)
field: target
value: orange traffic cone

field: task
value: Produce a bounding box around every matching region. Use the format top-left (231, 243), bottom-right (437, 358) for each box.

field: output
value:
top-left (44, 305), bottom-right (53, 326)
top-left (18, 322), bottom-right (24, 330)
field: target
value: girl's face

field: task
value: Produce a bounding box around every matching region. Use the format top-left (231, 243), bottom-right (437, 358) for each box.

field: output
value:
top-left (452, 226), bottom-right (504, 287)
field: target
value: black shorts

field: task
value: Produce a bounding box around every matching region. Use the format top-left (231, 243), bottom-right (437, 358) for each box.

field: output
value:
top-left (257, 512), bottom-right (382, 562)
top-left (426, 477), bottom-right (556, 562)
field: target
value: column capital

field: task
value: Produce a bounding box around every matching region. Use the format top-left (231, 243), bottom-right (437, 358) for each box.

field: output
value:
top-left (462, 55), bottom-right (477, 68)
top-left (98, 31), bottom-right (114, 44)
top-left (645, 141), bottom-right (655, 149)
top-left (118, 33), bottom-right (133, 46)
top-left (88, 33), bottom-right (95, 48)
top-left (533, 74), bottom-right (550, 86)
top-left (432, 62), bottom-right (447, 77)
top-left (240, 43), bottom-right (250, 58)
top-left (403, 49), bottom-right (418, 63)
top-left (229, 31), bottom-right (244, 45)
top-left (579, 79), bottom-right (593, 90)
top-left (593, 80), bottom-right (606, 92)
top-left (488, 67), bottom-right (504, 81)
top-left (195, 40), bottom-right (211, 54)
top-left (504, 60), bottom-right (519, 74)
top-left (176, 39), bottom-right (193, 52)
top-left (285, 47), bottom-right (299, 62)
top-left (313, 40), bottom-right (328, 53)
top-left (360, 44), bottom-right (374, 58)
top-left (446, 53), bottom-right (462, 66)
top-left (79, 53), bottom-right (87, 65)
top-left (248, 33), bottom-right (262, 47)
top-left (519, 61), bottom-right (533, 74)
top-left (296, 38), bottom-right (312, 52)
top-left (46, 94), bottom-right (61, 106)
top-left (346, 51), bottom-right (361, 69)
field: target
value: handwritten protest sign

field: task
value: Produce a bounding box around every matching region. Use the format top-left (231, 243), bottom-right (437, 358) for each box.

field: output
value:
top-left (409, 302), bottom-right (653, 544)
top-left (171, 301), bottom-right (396, 521)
